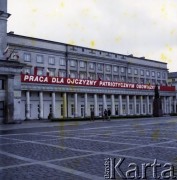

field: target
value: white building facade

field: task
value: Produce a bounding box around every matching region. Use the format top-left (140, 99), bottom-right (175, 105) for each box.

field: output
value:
top-left (0, 0), bottom-right (176, 123)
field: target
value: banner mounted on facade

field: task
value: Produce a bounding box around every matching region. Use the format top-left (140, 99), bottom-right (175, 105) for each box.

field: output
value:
top-left (21, 74), bottom-right (176, 91)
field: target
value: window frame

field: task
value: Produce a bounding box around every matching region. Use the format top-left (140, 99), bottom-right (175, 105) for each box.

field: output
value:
top-left (121, 67), bottom-right (125, 73)
top-left (37, 68), bottom-right (43, 76)
top-left (36, 55), bottom-right (44, 64)
top-left (24, 53), bottom-right (31, 62)
top-left (48, 56), bottom-right (55, 65)
top-left (140, 70), bottom-right (144, 76)
top-left (152, 71), bottom-right (155, 77)
top-left (146, 70), bottom-right (150, 76)
top-left (128, 68), bottom-right (132, 74)
top-left (70, 60), bottom-right (76, 67)
top-left (89, 62), bottom-right (94, 70)
top-left (97, 63), bottom-right (103, 71)
top-left (134, 69), bottom-right (138, 75)
top-left (80, 61), bottom-right (85, 68)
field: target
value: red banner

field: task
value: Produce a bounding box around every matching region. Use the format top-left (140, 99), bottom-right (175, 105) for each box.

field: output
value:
top-left (21, 74), bottom-right (176, 92)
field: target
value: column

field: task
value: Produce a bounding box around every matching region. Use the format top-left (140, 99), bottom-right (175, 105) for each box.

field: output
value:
top-left (111, 94), bottom-right (115, 116)
top-left (133, 95), bottom-right (137, 115)
top-left (174, 97), bottom-right (177, 113)
top-left (39, 92), bottom-right (43, 119)
top-left (84, 93), bottom-right (88, 117)
top-left (146, 96), bottom-right (149, 115)
top-left (103, 94), bottom-right (107, 110)
top-left (140, 96), bottom-right (143, 114)
top-left (26, 91), bottom-right (30, 119)
top-left (169, 96), bottom-right (172, 114)
top-left (163, 96), bottom-right (166, 114)
top-left (126, 95), bottom-right (130, 115)
top-left (94, 94), bottom-right (98, 116)
top-left (52, 92), bottom-right (56, 118)
top-left (119, 94), bottom-right (123, 115)
top-left (74, 93), bottom-right (78, 117)
top-left (63, 92), bottom-right (67, 118)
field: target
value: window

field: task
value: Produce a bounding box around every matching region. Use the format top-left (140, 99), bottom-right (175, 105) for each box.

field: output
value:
top-left (60, 58), bottom-right (66, 66)
top-left (89, 73), bottom-right (96, 80)
top-left (129, 104), bottom-right (133, 114)
top-left (106, 65), bottom-right (111, 72)
top-left (121, 67), bottom-right (125, 73)
top-left (146, 70), bottom-right (150, 76)
top-left (36, 55), bottom-right (43, 63)
top-left (157, 72), bottom-right (161, 78)
top-left (48, 57), bottom-right (55, 65)
top-left (98, 73), bottom-right (103, 80)
top-left (80, 61), bottom-right (85, 68)
top-left (113, 66), bottom-right (118, 72)
top-left (48, 69), bottom-right (55, 76)
top-left (146, 79), bottom-right (150, 84)
top-left (115, 105), bottom-right (119, 115)
top-left (89, 62), bottom-right (94, 69)
top-left (152, 79), bottom-right (156, 85)
top-left (70, 60), bottom-right (76, 67)
top-left (113, 75), bottom-right (119, 81)
top-left (106, 74), bottom-right (111, 81)
top-left (162, 80), bottom-right (167, 85)
top-left (123, 104), bottom-right (126, 114)
top-left (134, 77), bottom-right (139, 83)
top-left (71, 104), bottom-right (74, 116)
top-left (98, 64), bottom-right (103, 71)
top-left (80, 73), bottom-right (86, 79)
top-left (163, 72), bottom-right (166, 79)
top-left (128, 77), bottom-right (132, 83)
top-left (90, 105), bottom-right (94, 112)
top-left (37, 68), bottom-right (43, 76)
top-left (70, 72), bottom-right (76, 78)
top-left (140, 78), bottom-right (144, 84)
top-left (120, 76), bottom-right (125, 82)
top-left (152, 71), bottom-right (155, 77)
top-left (0, 101), bottom-right (4, 117)
top-left (140, 70), bottom-right (144, 76)
top-left (61, 104), bottom-right (63, 116)
top-left (0, 80), bottom-right (5, 90)
top-left (134, 69), bottom-right (138, 75)
top-left (23, 68), bottom-right (31, 75)
top-left (24, 53), bottom-right (31, 62)
top-left (59, 70), bottom-right (66, 77)
top-left (128, 68), bottom-right (132, 74)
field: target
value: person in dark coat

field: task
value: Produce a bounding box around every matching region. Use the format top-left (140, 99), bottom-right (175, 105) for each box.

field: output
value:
top-left (107, 109), bottom-right (111, 120)
top-left (90, 109), bottom-right (94, 121)
top-left (104, 109), bottom-right (108, 120)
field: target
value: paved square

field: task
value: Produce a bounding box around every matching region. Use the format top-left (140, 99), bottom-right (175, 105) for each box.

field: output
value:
top-left (0, 117), bottom-right (177, 179)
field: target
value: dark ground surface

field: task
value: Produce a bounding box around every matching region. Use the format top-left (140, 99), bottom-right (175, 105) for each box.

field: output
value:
top-left (0, 117), bottom-right (177, 180)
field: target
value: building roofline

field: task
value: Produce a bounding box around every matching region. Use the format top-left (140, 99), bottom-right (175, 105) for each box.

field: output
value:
top-left (7, 33), bottom-right (167, 65)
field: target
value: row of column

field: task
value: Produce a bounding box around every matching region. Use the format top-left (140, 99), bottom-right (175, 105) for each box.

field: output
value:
top-left (26, 91), bottom-right (177, 119)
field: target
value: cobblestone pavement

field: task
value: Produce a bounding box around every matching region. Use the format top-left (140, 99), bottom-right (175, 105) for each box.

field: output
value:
top-left (0, 117), bottom-right (177, 180)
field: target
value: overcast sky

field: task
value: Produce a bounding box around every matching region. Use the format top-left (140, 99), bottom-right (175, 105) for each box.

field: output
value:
top-left (8, 0), bottom-right (177, 72)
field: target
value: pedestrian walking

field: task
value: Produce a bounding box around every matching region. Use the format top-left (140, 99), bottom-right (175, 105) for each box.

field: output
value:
top-left (108, 109), bottom-right (111, 120)
top-left (104, 109), bottom-right (108, 120)
top-left (90, 109), bottom-right (94, 121)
